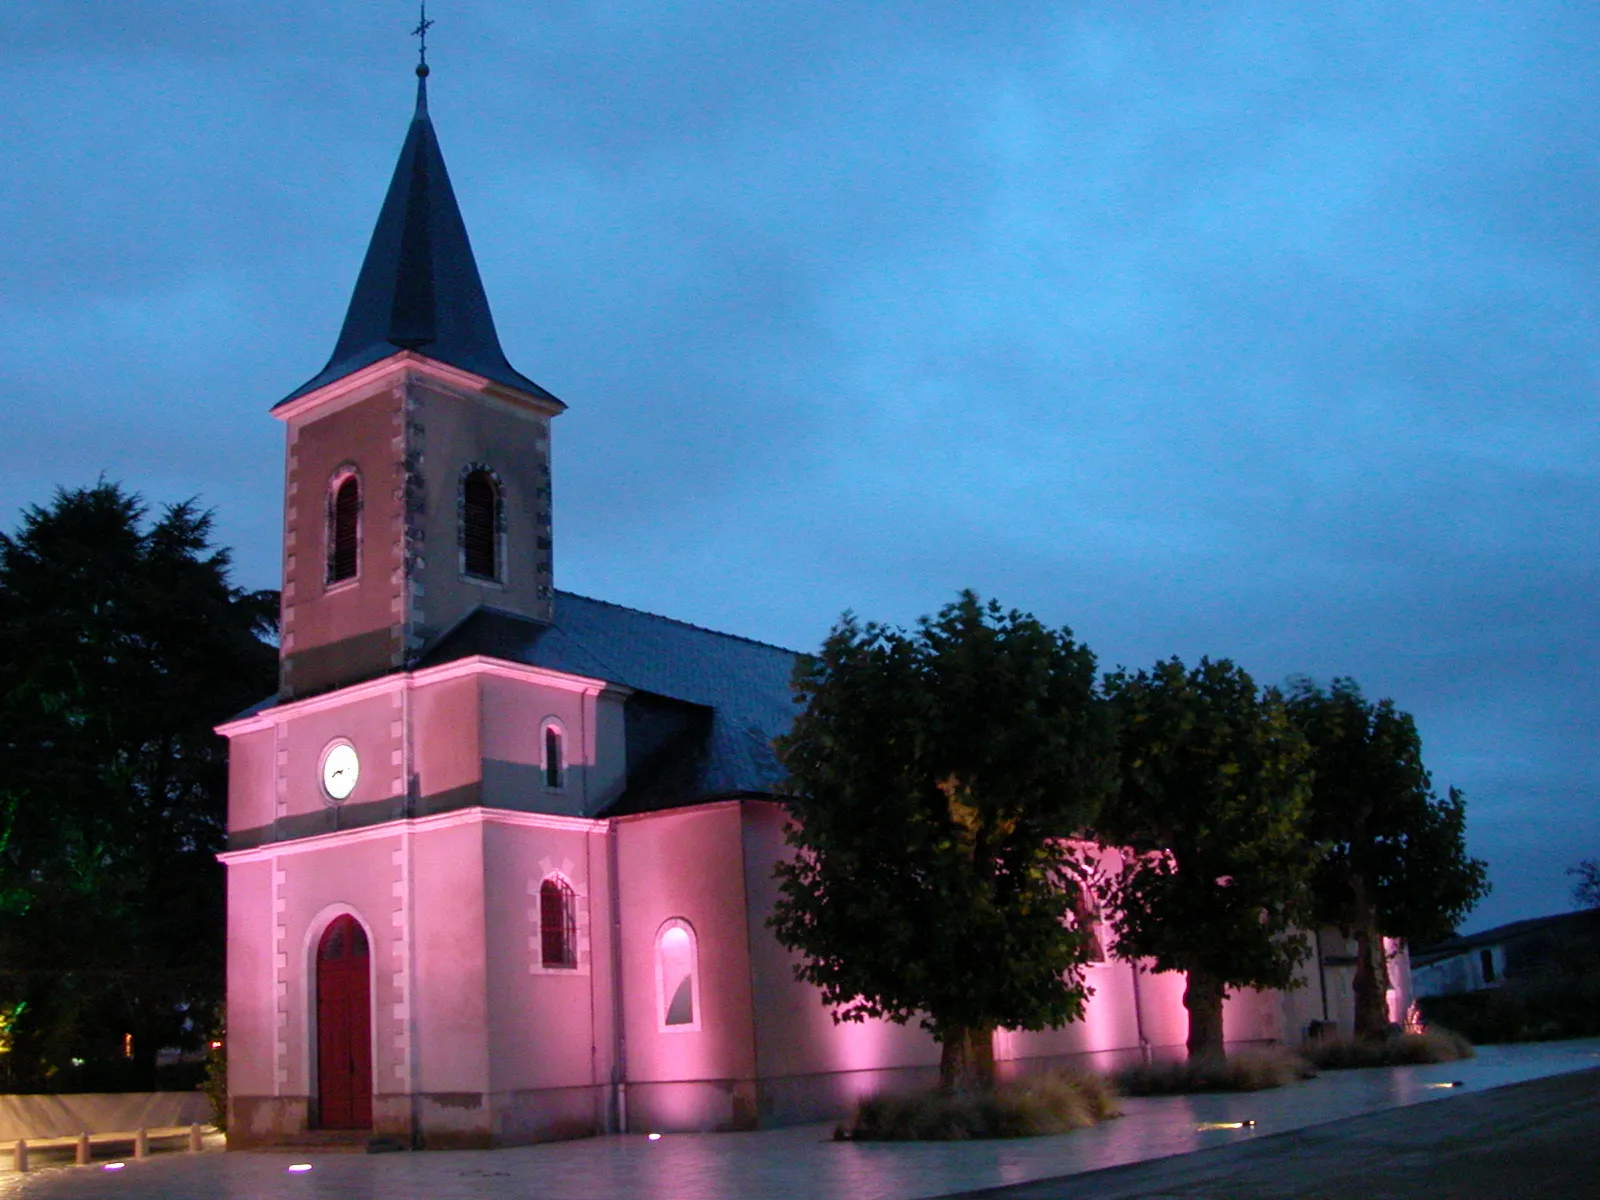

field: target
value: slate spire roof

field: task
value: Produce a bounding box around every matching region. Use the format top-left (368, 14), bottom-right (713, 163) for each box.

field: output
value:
top-left (278, 67), bottom-right (562, 408)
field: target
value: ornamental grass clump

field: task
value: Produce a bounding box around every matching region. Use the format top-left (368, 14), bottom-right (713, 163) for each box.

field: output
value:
top-left (1300, 1028), bottom-right (1474, 1070)
top-left (839, 1072), bottom-right (1120, 1141)
top-left (1114, 1046), bottom-right (1314, 1096)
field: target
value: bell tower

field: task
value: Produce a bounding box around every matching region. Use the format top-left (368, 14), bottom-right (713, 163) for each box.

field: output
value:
top-left (273, 65), bottom-right (564, 700)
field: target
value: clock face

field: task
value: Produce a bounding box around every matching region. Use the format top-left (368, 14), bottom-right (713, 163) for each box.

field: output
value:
top-left (321, 741), bottom-right (360, 802)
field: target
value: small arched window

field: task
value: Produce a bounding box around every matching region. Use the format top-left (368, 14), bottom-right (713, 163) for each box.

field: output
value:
top-left (327, 473), bottom-right (361, 584)
top-left (539, 877), bottom-right (577, 968)
top-left (543, 723), bottom-right (564, 790)
top-left (1072, 882), bottom-right (1106, 963)
top-left (461, 469), bottom-right (500, 581)
top-left (656, 919), bottom-right (700, 1031)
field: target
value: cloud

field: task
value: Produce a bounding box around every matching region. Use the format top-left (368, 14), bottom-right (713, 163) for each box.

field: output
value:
top-left (3, 1), bottom-right (1596, 930)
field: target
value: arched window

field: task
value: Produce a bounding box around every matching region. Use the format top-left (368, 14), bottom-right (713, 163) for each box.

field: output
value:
top-left (539, 877), bottom-right (577, 968)
top-left (656, 919), bottom-right (699, 1031)
top-left (461, 468), bottom-right (500, 581)
top-left (327, 472), bottom-right (361, 584)
top-left (1072, 882), bottom-right (1106, 963)
top-left (543, 723), bottom-right (565, 790)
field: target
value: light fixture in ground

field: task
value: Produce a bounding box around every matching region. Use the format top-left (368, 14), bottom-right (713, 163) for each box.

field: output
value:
top-left (103, 1163), bottom-right (126, 1171)
top-left (287, 1163), bottom-right (314, 1172)
top-left (1196, 1120), bottom-right (1255, 1130)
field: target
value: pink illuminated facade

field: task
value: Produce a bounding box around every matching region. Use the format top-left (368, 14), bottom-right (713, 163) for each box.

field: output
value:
top-left (218, 67), bottom-right (1408, 1149)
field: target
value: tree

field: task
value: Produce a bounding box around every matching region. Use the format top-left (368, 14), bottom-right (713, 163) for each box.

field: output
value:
top-left (770, 592), bottom-right (1118, 1091)
top-left (0, 482), bottom-right (277, 1089)
top-left (1285, 678), bottom-right (1490, 1040)
top-left (1097, 657), bottom-right (1317, 1063)
top-left (1570, 860), bottom-right (1600, 910)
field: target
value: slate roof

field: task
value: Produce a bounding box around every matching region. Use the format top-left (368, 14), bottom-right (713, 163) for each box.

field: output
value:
top-left (419, 591), bottom-right (801, 811)
top-left (277, 70), bottom-right (562, 409)
top-left (1411, 908), bottom-right (1600, 967)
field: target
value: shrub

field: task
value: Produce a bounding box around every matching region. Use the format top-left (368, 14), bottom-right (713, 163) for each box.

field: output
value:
top-left (1113, 1046), bottom-right (1313, 1096)
top-left (839, 1071), bottom-right (1120, 1141)
top-left (201, 1004), bottom-right (227, 1133)
top-left (1300, 1028), bottom-right (1473, 1070)
top-left (1419, 969), bottom-right (1600, 1044)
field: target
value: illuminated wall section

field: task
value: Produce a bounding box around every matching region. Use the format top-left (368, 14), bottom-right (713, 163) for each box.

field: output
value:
top-left (614, 802), bottom-right (759, 1132)
top-left (739, 801), bottom-right (941, 1125)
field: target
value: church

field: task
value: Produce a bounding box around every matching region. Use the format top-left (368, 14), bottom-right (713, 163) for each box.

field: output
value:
top-left (217, 64), bottom-right (1406, 1149)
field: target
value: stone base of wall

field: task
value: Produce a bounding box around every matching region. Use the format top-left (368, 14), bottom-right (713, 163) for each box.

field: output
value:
top-left (227, 1095), bottom-right (312, 1148)
top-left (229, 1087), bottom-right (612, 1149)
top-left (754, 1064), bottom-right (941, 1128)
top-left (492, 1083), bottom-right (608, 1145)
top-left (621, 1078), bottom-right (758, 1134)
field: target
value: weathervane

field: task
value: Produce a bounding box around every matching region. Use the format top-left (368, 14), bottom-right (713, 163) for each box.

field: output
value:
top-left (412, 3), bottom-right (435, 75)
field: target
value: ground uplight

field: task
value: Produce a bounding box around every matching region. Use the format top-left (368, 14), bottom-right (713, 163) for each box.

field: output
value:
top-left (287, 1163), bottom-right (314, 1172)
top-left (1196, 1120), bottom-right (1255, 1130)
top-left (648, 1132), bottom-right (662, 1141)
top-left (1424, 1081), bottom-right (1465, 1089)
top-left (103, 1163), bottom-right (126, 1171)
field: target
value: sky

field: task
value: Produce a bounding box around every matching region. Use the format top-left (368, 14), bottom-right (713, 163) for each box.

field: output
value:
top-left (3, 2), bottom-right (1595, 934)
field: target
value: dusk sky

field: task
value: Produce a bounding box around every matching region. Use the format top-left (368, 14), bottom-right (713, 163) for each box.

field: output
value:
top-left (4, 2), bottom-right (1595, 933)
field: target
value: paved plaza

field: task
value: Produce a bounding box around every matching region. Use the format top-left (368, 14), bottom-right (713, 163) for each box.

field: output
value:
top-left (1, 1040), bottom-right (1595, 1200)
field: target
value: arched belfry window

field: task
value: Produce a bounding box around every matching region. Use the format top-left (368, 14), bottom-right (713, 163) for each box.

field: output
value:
top-left (543, 721), bottom-right (565, 790)
top-left (656, 919), bottom-right (700, 1031)
top-left (1072, 881), bottom-right (1106, 963)
top-left (461, 467), bottom-right (501, 581)
top-left (327, 471), bottom-right (361, 585)
top-left (539, 877), bottom-right (578, 968)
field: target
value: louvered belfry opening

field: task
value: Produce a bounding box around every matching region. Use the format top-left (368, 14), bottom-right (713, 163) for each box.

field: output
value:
top-left (328, 475), bottom-right (360, 583)
top-left (540, 877), bottom-right (577, 968)
top-left (462, 469), bottom-right (499, 579)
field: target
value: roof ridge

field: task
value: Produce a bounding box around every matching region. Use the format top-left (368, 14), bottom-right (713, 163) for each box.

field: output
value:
top-left (554, 589), bottom-right (802, 658)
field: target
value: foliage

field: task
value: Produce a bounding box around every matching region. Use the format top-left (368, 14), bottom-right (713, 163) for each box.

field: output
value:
top-left (202, 1003), bottom-right (227, 1131)
top-left (1418, 964), bottom-right (1600, 1045)
top-left (771, 592), bottom-right (1119, 1090)
top-left (1569, 859), bottom-right (1600, 910)
top-left (1300, 1028), bottom-right (1473, 1069)
top-left (1113, 1046), bottom-right (1313, 1095)
top-left (1097, 657), bottom-right (1317, 1062)
top-left (0, 483), bottom-right (277, 1090)
top-left (840, 1070), bottom-right (1119, 1140)
top-left (1285, 678), bottom-right (1490, 1037)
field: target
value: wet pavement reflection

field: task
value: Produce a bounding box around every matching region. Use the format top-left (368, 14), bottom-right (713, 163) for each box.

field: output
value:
top-left (3, 1039), bottom-right (1597, 1200)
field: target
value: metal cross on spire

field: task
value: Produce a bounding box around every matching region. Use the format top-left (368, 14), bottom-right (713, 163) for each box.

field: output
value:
top-left (412, 3), bottom-right (435, 71)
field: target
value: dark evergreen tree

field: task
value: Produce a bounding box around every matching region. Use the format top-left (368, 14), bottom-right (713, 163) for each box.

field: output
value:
top-left (1286, 677), bottom-right (1490, 1038)
top-left (1098, 657), bottom-right (1317, 1063)
top-left (1569, 859), bottom-right (1600, 910)
top-left (0, 483), bottom-right (277, 1089)
top-left (770, 593), bottom-right (1118, 1091)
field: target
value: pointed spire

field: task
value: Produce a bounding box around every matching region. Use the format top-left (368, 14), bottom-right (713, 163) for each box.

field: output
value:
top-left (279, 65), bottom-right (561, 408)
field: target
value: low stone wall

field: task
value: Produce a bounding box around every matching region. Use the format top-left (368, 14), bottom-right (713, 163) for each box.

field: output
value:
top-left (0, 1093), bottom-right (210, 1142)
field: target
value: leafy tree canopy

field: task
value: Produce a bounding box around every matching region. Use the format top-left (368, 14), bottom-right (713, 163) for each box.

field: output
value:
top-left (1098, 656), bottom-right (1317, 1061)
top-left (0, 482), bottom-right (277, 1089)
top-left (1285, 677), bottom-right (1489, 1038)
top-left (770, 592), bottom-right (1118, 1089)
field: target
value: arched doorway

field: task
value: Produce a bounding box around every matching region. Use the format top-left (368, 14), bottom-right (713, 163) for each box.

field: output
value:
top-left (315, 914), bottom-right (372, 1129)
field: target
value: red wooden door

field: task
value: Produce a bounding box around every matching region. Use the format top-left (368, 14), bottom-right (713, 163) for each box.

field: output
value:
top-left (316, 915), bottom-right (372, 1129)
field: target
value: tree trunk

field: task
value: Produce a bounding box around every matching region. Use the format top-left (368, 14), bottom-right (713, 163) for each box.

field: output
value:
top-left (1183, 968), bottom-right (1227, 1063)
top-left (937, 1026), bottom-right (996, 1093)
top-left (1352, 924), bottom-right (1392, 1040)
